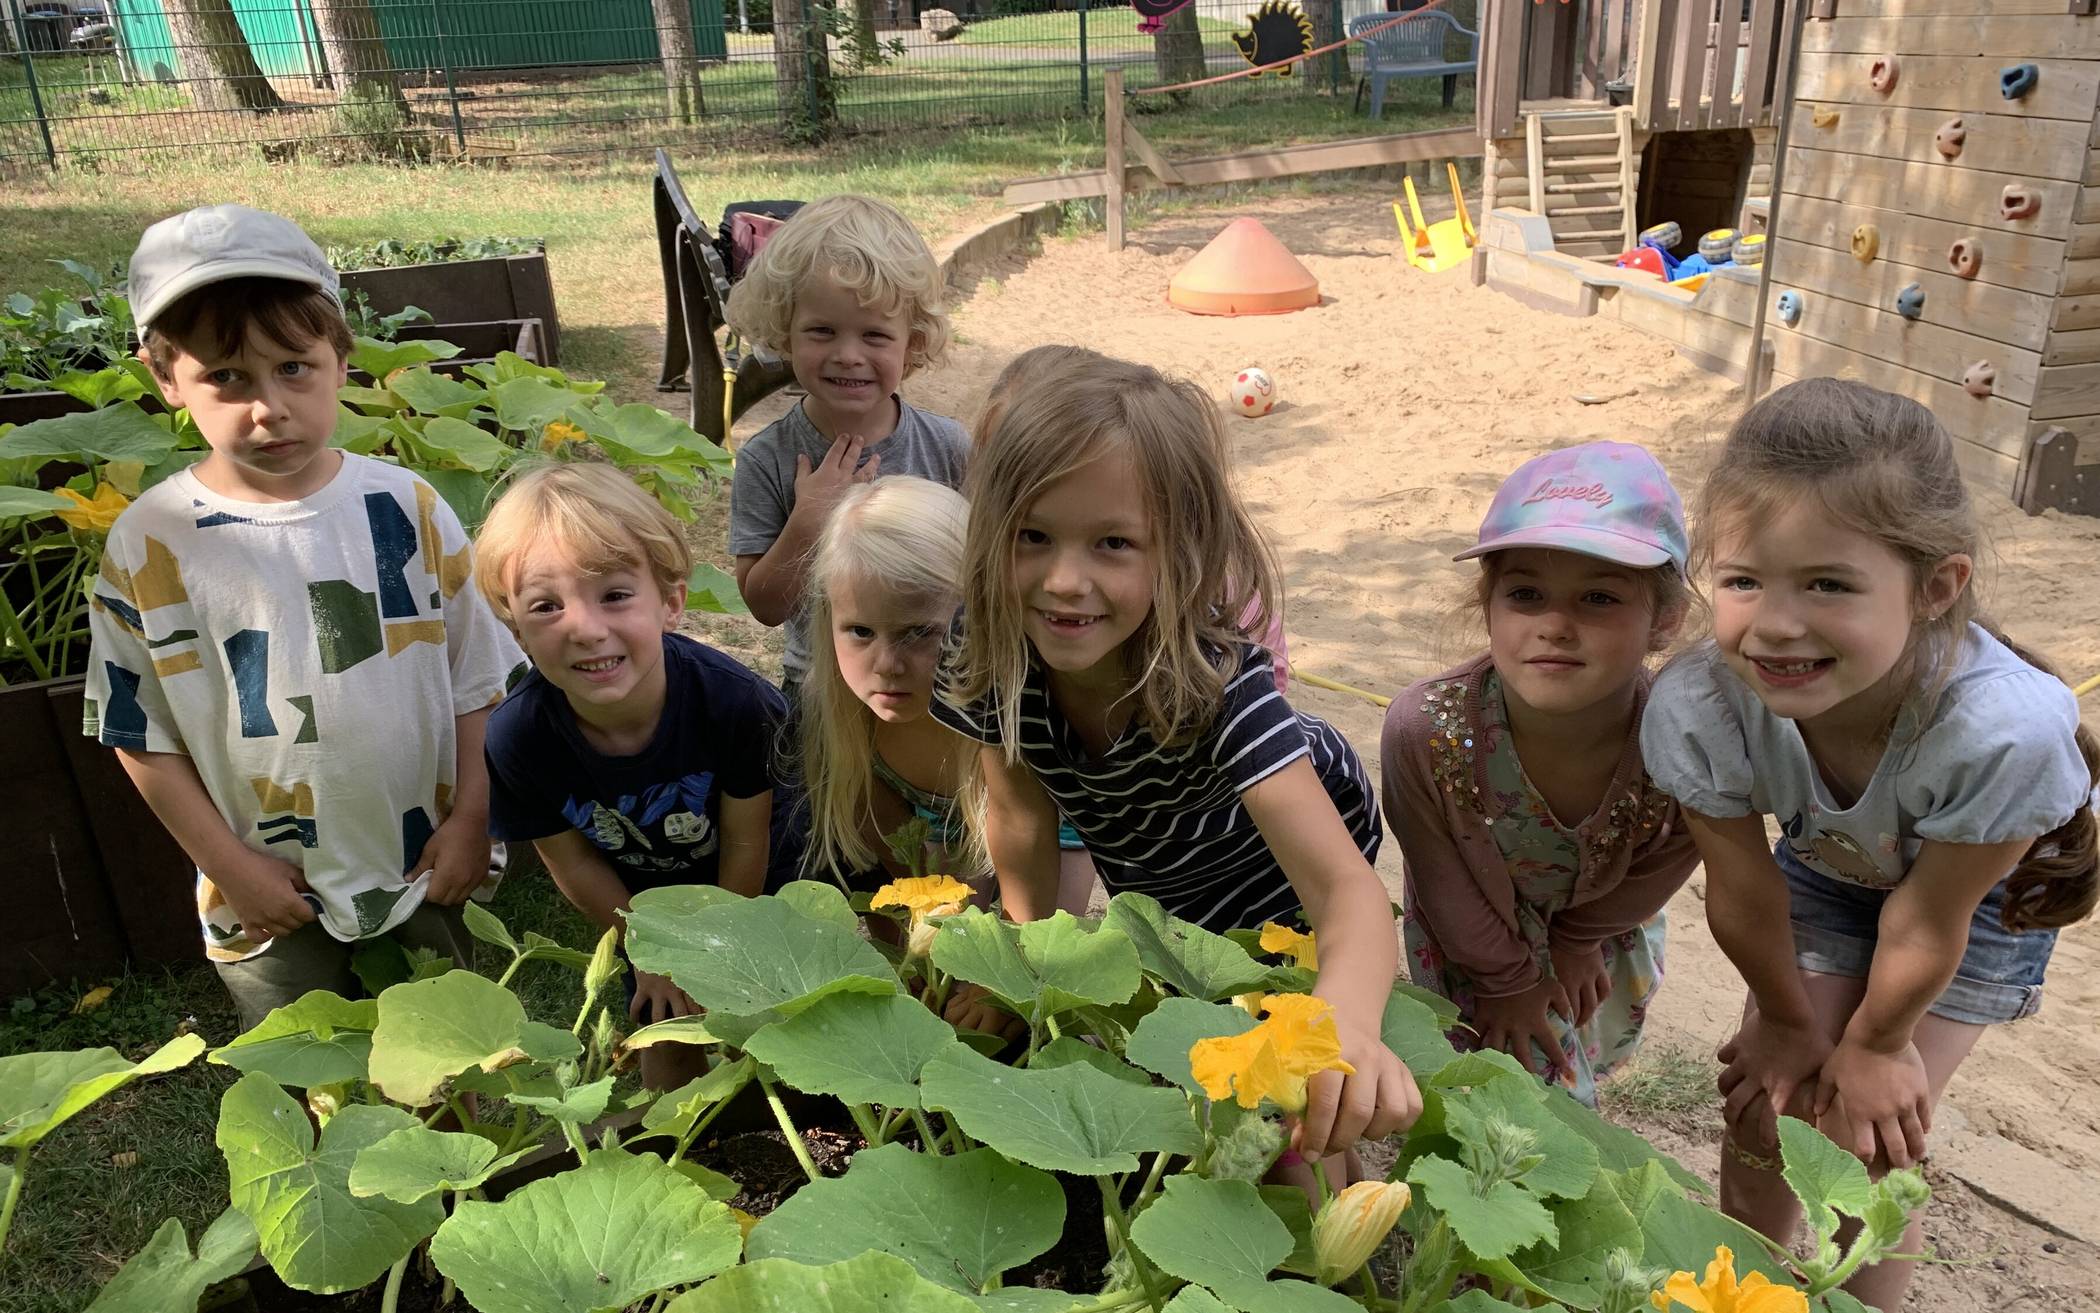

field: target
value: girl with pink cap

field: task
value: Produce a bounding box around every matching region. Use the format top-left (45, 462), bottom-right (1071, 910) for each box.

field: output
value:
top-left (1380, 441), bottom-right (1698, 1107)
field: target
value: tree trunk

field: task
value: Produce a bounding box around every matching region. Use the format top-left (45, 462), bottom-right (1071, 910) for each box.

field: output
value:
top-left (310, 0), bottom-right (406, 113)
top-left (770, 0), bottom-right (835, 137)
top-left (1302, 0), bottom-right (1344, 89)
top-left (163, 0), bottom-right (283, 112)
top-left (653, 0), bottom-right (707, 122)
top-left (847, 0), bottom-right (882, 68)
top-left (1151, 4), bottom-right (1205, 87)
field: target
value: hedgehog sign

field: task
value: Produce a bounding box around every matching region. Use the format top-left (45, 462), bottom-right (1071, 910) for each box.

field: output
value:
top-left (1232, 0), bottom-right (1314, 74)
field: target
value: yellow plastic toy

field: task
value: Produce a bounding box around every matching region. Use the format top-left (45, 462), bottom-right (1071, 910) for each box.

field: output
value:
top-left (1393, 162), bottom-right (1477, 274)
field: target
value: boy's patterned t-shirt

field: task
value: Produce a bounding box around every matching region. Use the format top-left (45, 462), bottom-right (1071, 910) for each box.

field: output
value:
top-left (82, 453), bottom-right (523, 962)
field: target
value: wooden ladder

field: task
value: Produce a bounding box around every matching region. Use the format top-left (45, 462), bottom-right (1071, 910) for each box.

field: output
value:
top-left (1522, 106), bottom-right (1638, 264)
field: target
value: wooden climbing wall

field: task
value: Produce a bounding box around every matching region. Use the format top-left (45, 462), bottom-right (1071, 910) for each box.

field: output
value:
top-left (1762, 2), bottom-right (2100, 498)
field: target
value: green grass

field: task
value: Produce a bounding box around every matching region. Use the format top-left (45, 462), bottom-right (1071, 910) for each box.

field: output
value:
top-left (1599, 1041), bottom-right (1720, 1122)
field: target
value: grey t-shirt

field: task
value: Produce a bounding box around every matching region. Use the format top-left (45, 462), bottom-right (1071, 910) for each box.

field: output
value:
top-left (728, 397), bottom-right (969, 685)
top-left (1640, 626), bottom-right (2088, 889)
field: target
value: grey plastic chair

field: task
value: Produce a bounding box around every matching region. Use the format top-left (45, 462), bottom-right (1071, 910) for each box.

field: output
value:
top-left (1350, 10), bottom-right (1477, 117)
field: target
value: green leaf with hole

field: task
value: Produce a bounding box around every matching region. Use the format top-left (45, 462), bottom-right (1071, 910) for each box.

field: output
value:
top-left (431, 1149), bottom-right (742, 1313)
top-left (666, 1251), bottom-right (980, 1313)
top-left (0, 1033), bottom-right (205, 1149)
top-left (1778, 1115), bottom-right (1872, 1241)
top-left (366, 969), bottom-right (532, 1106)
top-left (930, 908), bottom-right (1141, 1020)
top-left (1101, 892), bottom-right (1271, 1001)
top-left (218, 1074), bottom-right (440, 1293)
top-left (349, 1126), bottom-right (526, 1205)
top-left (747, 1142), bottom-right (1064, 1294)
top-left (624, 889), bottom-right (898, 1017)
top-left (920, 1042), bottom-right (1199, 1175)
top-left (211, 990), bottom-right (377, 1088)
top-left (742, 991), bottom-right (966, 1110)
top-left (1126, 996), bottom-right (1257, 1096)
top-left (1128, 1175), bottom-right (1361, 1313)
top-left (0, 402), bottom-right (181, 467)
top-left (1407, 1155), bottom-right (1557, 1262)
top-left (84, 1207), bottom-right (258, 1313)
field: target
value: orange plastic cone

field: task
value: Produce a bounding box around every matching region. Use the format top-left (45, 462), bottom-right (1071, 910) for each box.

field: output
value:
top-left (1168, 218), bottom-right (1320, 316)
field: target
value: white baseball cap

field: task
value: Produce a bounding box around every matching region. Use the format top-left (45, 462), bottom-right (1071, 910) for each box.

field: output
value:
top-left (128, 204), bottom-right (339, 329)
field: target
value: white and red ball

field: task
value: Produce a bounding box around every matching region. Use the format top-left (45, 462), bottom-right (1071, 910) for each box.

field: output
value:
top-left (1229, 367), bottom-right (1277, 417)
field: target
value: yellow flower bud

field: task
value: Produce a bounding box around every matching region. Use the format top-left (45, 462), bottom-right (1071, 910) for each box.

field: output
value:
top-left (1311, 1180), bottom-right (1410, 1286)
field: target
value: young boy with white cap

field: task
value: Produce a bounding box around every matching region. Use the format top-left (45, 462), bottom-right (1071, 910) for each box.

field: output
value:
top-left (84, 204), bottom-right (522, 1029)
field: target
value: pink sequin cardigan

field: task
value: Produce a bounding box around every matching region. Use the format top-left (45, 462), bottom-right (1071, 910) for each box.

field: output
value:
top-left (1379, 652), bottom-right (1699, 998)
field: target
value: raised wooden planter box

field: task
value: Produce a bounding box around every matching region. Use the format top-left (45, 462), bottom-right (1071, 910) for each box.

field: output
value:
top-left (340, 251), bottom-right (563, 366)
top-left (1, 676), bottom-right (199, 999)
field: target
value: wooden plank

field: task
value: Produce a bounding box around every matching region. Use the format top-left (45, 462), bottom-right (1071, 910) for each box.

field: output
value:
top-left (1776, 284), bottom-right (2044, 403)
top-left (1122, 122), bottom-right (1183, 187)
top-left (1791, 51), bottom-right (2100, 122)
top-left (2031, 362), bottom-right (2100, 419)
top-left (1605, 0), bottom-right (1632, 86)
top-left (1741, 0), bottom-right (1780, 127)
top-left (1486, 248), bottom-right (1602, 315)
top-left (2052, 293), bottom-right (2100, 331)
top-left (1764, 330), bottom-right (2032, 461)
top-left (1785, 146), bottom-right (2078, 239)
top-left (1801, 15), bottom-right (2100, 60)
top-left (1798, 0), bottom-right (2086, 14)
top-left (1776, 192), bottom-right (2067, 295)
top-left (1634, 0), bottom-right (1675, 127)
top-left (1790, 100), bottom-right (2091, 182)
top-left (1618, 108), bottom-right (1637, 248)
top-left (1769, 0), bottom-right (1804, 130)
top-left (1767, 236), bottom-right (2058, 352)
top-left (1672, 0), bottom-right (1708, 130)
top-left (1527, 110), bottom-right (1547, 212)
top-left (1491, 0), bottom-right (1530, 139)
top-left (1712, 0), bottom-right (1744, 129)
top-left (1000, 129), bottom-right (1485, 206)
top-left (2065, 259), bottom-right (2100, 295)
top-left (1106, 69), bottom-right (1126, 252)
top-left (2028, 414), bottom-right (2100, 464)
top-left (1525, 0), bottom-right (1562, 101)
top-left (2081, 188), bottom-right (2100, 224)
top-left (2042, 327), bottom-right (2100, 365)
top-left (2072, 223), bottom-right (2100, 260)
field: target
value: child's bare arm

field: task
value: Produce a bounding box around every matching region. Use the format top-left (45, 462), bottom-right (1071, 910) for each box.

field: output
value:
top-left (978, 746), bottom-right (1061, 921)
top-left (716, 791), bottom-right (775, 897)
top-left (734, 433), bottom-right (879, 625)
top-left (116, 747), bottom-right (315, 943)
top-left (419, 707), bottom-right (493, 905)
top-left (531, 830), bottom-right (695, 1022)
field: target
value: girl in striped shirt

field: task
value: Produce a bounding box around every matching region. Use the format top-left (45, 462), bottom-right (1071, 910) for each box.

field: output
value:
top-left (936, 350), bottom-right (1420, 1165)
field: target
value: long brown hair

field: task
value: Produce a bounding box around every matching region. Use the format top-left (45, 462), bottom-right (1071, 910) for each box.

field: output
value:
top-left (1700, 378), bottom-right (2095, 930)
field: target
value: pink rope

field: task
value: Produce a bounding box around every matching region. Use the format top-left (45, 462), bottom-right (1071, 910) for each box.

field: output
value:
top-left (1127, 0), bottom-right (1465, 97)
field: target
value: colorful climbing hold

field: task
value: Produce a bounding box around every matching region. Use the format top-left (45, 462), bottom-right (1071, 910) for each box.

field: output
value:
top-left (1812, 107), bottom-right (1841, 128)
top-left (1999, 64), bottom-right (2040, 100)
top-left (1851, 225), bottom-right (1880, 263)
top-left (1935, 117), bottom-right (1966, 159)
top-left (1947, 239), bottom-right (1983, 279)
top-left (1896, 283), bottom-right (1926, 319)
top-left (1777, 290), bottom-right (1803, 325)
top-left (1869, 55), bottom-right (1900, 94)
top-left (2000, 185), bottom-right (2041, 221)
top-left (1963, 362), bottom-right (1997, 399)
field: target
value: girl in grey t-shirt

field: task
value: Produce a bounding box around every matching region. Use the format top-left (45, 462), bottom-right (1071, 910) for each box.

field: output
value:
top-left (1639, 379), bottom-right (2096, 1310)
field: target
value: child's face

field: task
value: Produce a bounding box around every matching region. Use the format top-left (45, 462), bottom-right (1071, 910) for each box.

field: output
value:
top-left (830, 573), bottom-right (950, 725)
top-left (1486, 549), bottom-right (1665, 719)
top-left (788, 276), bottom-right (912, 438)
top-left (1011, 447), bottom-right (1155, 685)
top-left (1710, 501), bottom-right (1966, 729)
top-left (148, 326), bottom-right (347, 502)
top-left (506, 541), bottom-right (686, 723)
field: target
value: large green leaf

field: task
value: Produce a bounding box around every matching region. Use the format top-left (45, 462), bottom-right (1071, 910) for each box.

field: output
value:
top-left (348, 1126), bottom-right (528, 1204)
top-left (747, 1143), bottom-right (1064, 1294)
top-left (0, 402), bottom-right (181, 467)
top-left (1441, 1078), bottom-right (1598, 1201)
top-left (1381, 989), bottom-right (1461, 1076)
top-left (1777, 1115), bottom-right (1871, 1240)
top-left (593, 401), bottom-right (714, 460)
top-left (1128, 1175), bottom-right (1360, 1313)
top-left (742, 991), bottom-right (967, 1110)
top-left (930, 908), bottom-right (1142, 1020)
top-left (919, 1042), bottom-right (1200, 1174)
top-left (1538, 1089), bottom-right (1706, 1197)
top-left (432, 1149), bottom-right (742, 1313)
top-left (1164, 1291), bottom-right (1236, 1313)
top-left (1405, 1155), bottom-right (1557, 1262)
top-left (1613, 1162), bottom-right (1792, 1284)
top-left (773, 878), bottom-right (859, 930)
top-left (687, 560), bottom-right (749, 616)
top-left (349, 336), bottom-right (462, 379)
top-left (412, 415), bottom-right (513, 471)
top-left (1125, 997), bottom-right (1257, 1095)
top-left (1497, 1174), bottom-right (1644, 1309)
top-left (419, 466), bottom-right (497, 531)
top-left (367, 969), bottom-right (534, 1105)
top-left (0, 486), bottom-right (67, 524)
top-left (388, 368), bottom-right (487, 417)
top-left (1101, 892), bottom-right (1270, 1001)
top-left (0, 1034), bottom-right (205, 1148)
top-left (665, 1251), bottom-right (980, 1313)
top-left (211, 990), bottom-right (377, 1088)
top-left (510, 1075), bottom-right (616, 1124)
top-left (490, 376), bottom-right (591, 431)
top-left (1030, 1035), bottom-right (1154, 1085)
top-left (1423, 1049), bottom-right (1534, 1089)
top-left (84, 1208), bottom-right (258, 1313)
top-left (217, 1074), bottom-right (441, 1293)
top-left (624, 889), bottom-right (898, 1017)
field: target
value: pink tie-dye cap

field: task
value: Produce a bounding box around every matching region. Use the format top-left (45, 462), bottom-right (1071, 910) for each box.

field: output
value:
top-left (1455, 441), bottom-right (1689, 576)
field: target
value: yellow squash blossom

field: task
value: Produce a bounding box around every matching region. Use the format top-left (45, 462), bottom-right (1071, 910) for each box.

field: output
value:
top-left (732, 1207), bottom-right (760, 1245)
top-left (1652, 1246), bottom-right (1807, 1313)
top-left (1312, 1179), bottom-right (1410, 1285)
top-left (1189, 992), bottom-right (1355, 1114)
top-left (871, 874), bottom-right (973, 957)
top-left (540, 419), bottom-right (585, 452)
top-left (54, 483), bottom-right (131, 534)
top-left (1259, 922), bottom-right (1319, 970)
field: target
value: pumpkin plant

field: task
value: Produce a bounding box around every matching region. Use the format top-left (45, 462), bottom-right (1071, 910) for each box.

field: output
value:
top-left (7, 888), bottom-right (1926, 1312)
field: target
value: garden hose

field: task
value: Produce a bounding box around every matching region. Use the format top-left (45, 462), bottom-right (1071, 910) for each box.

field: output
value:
top-left (1292, 668), bottom-right (1392, 709)
top-left (2076, 671), bottom-right (2099, 699)
top-left (723, 366), bottom-right (737, 443)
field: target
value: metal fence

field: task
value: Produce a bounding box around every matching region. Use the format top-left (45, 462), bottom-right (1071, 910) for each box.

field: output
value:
top-left (0, 0), bottom-right (1451, 170)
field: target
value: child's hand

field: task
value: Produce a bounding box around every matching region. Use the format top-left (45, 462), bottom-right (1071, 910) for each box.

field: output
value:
top-left (1814, 1038), bottom-right (1931, 1167)
top-left (1547, 941), bottom-right (1609, 1029)
top-left (791, 433), bottom-right (881, 526)
top-left (1717, 1011), bottom-right (1831, 1143)
top-left (414, 813), bottom-right (493, 906)
top-left (216, 852), bottom-right (317, 944)
top-left (1295, 1023), bottom-right (1421, 1158)
top-left (630, 970), bottom-right (698, 1024)
top-left (1472, 980), bottom-right (1579, 1085)
top-left (942, 982), bottom-right (1024, 1040)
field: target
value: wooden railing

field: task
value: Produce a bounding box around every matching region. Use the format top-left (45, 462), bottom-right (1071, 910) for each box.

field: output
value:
top-left (1479, 0), bottom-right (1803, 139)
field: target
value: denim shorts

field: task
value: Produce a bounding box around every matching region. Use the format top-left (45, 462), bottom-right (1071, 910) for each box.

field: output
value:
top-left (1775, 841), bottom-right (2055, 1025)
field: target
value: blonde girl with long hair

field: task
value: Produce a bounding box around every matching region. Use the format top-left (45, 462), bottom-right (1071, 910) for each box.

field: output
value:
top-left (937, 351), bottom-right (1421, 1169)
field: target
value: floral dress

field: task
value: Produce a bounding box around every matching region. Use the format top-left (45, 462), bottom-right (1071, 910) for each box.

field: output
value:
top-left (1402, 670), bottom-right (1666, 1108)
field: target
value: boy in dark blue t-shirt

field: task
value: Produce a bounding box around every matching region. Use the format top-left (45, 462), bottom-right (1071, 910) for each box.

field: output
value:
top-left (476, 464), bottom-right (802, 1088)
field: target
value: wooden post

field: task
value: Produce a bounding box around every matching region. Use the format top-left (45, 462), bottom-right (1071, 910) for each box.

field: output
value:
top-left (1106, 68), bottom-right (1126, 252)
top-left (1744, 0), bottom-right (1807, 400)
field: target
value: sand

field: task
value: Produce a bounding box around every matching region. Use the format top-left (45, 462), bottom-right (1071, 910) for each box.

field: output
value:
top-left (721, 183), bottom-right (2100, 1305)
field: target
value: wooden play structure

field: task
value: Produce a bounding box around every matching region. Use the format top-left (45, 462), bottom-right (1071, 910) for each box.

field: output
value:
top-left (1472, 0), bottom-right (2100, 514)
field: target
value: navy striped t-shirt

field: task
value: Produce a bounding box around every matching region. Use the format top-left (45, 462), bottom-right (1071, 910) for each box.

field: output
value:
top-left (935, 643), bottom-right (1380, 932)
